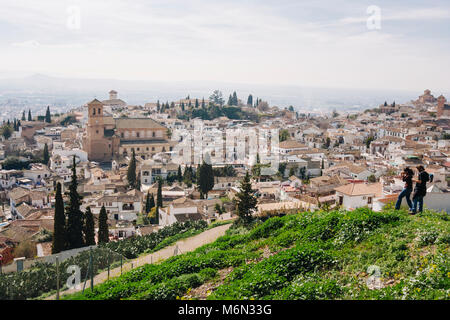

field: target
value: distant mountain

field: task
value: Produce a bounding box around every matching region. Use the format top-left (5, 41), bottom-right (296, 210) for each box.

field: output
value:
top-left (0, 74), bottom-right (426, 112)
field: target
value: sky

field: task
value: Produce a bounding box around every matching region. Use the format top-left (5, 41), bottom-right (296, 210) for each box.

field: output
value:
top-left (0, 0), bottom-right (449, 92)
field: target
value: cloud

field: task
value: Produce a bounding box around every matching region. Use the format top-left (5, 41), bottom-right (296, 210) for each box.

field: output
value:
top-left (11, 40), bottom-right (41, 48)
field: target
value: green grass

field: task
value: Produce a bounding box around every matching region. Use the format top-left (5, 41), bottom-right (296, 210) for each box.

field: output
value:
top-left (63, 208), bottom-right (450, 300)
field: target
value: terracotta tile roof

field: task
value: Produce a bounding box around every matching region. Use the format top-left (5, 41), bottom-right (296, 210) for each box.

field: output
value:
top-left (335, 182), bottom-right (383, 197)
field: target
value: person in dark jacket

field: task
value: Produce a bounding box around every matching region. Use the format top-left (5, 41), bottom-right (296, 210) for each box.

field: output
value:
top-left (410, 165), bottom-right (430, 215)
top-left (395, 167), bottom-right (413, 211)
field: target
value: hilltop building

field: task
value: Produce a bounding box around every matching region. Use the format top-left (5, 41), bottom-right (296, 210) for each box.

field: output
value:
top-left (101, 90), bottom-right (127, 109)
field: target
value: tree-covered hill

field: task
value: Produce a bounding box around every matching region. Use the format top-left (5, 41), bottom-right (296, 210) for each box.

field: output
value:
top-left (65, 208), bottom-right (449, 300)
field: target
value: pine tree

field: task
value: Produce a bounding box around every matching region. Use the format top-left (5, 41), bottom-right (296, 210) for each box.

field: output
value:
top-left (247, 94), bottom-right (253, 106)
top-left (28, 110), bottom-right (32, 121)
top-left (52, 183), bottom-right (66, 254)
top-left (235, 171), bottom-right (258, 223)
top-left (45, 106), bottom-right (51, 123)
top-left (127, 149), bottom-right (137, 189)
top-left (65, 156), bottom-right (84, 249)
top-left (227, 94), bottom-right (233, 106)
top-left (98, 205), bottom-right (109, 244)
top-left (43, 143), bottom-right (49, 165)
top-left (156, 178), bottom-right (163, 207)
top-left (83, 207), bottom-right (96, 246)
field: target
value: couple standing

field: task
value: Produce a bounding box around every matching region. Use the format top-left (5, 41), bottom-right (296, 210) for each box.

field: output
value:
top-left (395, 165), bottom-right (431, 214)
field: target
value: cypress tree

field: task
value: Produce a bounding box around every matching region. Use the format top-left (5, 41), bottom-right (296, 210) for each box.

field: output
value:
top-left (201, 98), bottom-right (205, 109)
top-left (157, 100), bottom-right (160, 113)
top-left (247, 94), bottom-right (253, 106)
top-left (156, 178), bottom-right (163, 208)
top-left (98, 205), bottom-right (109, 244)
top-left (198, 161), bottom-right (214, 199)
top-left (127, 149), bottom-right (137, 189)
top-left (177, 165), bottom-right (182, 182)
top-left (232, 91), bottom-right (238, 106)
top-left (43, 143), bottom-right (50, 165)
top-left (45, 106), bottom-right (51, 123)
top-left (65, 156), bottom-right (84, 249)
top-left (22, 111), bottom-right (26, 121)
top-left (145, 191), bottom-right (155, 214)
top-left (235, 171), bottom-right (258, 223)
top-left (227, 95), bottom-right (233, 106)
top-left (195, 99), bottom-right (199, 108)
top-left (84, 207), bottom-right (96, 246)
top-left (28, 109), bottom-right (32, 121)
top-left (52, 183), bottom-right (66, 254)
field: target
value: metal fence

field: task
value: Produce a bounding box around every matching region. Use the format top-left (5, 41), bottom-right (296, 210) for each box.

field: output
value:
top-left (0, 243), bottom-right (184, 300)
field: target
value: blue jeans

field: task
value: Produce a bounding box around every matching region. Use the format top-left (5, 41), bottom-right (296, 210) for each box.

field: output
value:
top-left (411, 195), bottom-right (424, 213)
top-left (395, 188), bottom-right (412, 210)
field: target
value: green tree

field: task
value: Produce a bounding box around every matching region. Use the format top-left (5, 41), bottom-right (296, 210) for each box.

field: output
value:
top-left (177, 165), bottom-right (183, 182)
top-left (232, 91), bottom-right (238, 106)
top-left (368, 174), bottom-right (377, 183)
top-left (279, 129), bottom-right (289, 142)
top-left (365, 136), bottom-right (375, 149)
top-left (209, 90), bottom-right (224, 106)
top-left (156, 178), bottom-right (163, 208)
top-left (1, 124), bottom-right (13, 140)
top-left (247, 94), bottom-right (253, 106)
top-left (43, 143), bottom-right (50, 165)
top-left (145, 191), bottom-right (155, 214)
top-left (45, 106), bottom-right (51, 123)
top-left (52, 183), bottom-right (66, 254)
top-left (65, 156), bottom-right (84, 250)
top-left (235, 171), bottom-right (258, 223)
top-left (83, 207), bottom-right (96, 246)
top-left (198, 161), bottom-right (214, 199)
top-left (98, 205), bottom-right (109, 244)
top-left (22, 111), bottom-right (26, 121)
top-left (127, 149), bottom-right (137, 189)
top-left (28, 109), bottom-right (32, 121)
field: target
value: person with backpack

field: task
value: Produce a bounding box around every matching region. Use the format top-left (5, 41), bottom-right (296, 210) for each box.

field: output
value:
top-left (410, 165), bottom-right (430, 215)
top-left (395, 167), bottom-right (414, 211)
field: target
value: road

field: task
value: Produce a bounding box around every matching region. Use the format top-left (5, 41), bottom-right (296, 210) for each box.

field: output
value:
top-left (45, 223), bottom-right (232, 300)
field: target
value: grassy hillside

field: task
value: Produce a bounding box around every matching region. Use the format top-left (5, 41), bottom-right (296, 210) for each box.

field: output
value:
top-left (64, 208), bottom-right (449, 300)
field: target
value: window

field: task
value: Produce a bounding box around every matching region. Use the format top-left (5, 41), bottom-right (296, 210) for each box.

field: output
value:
top-left (339, 196), bottom-right (344, 206)
top-left (152, 131), bottom-right (156, 137)
top-left (121, 132), bottom-right (124, 138)
top-left (368, 197), bottom-right (372, 204)
top-left (93, 109), bottom-right (96, 116)
top-left (137, 132), bottom-right (140, 138)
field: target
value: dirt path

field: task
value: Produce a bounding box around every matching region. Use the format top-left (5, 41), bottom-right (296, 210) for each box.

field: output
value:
top-left (46, 223), bottom-right (232, 300)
